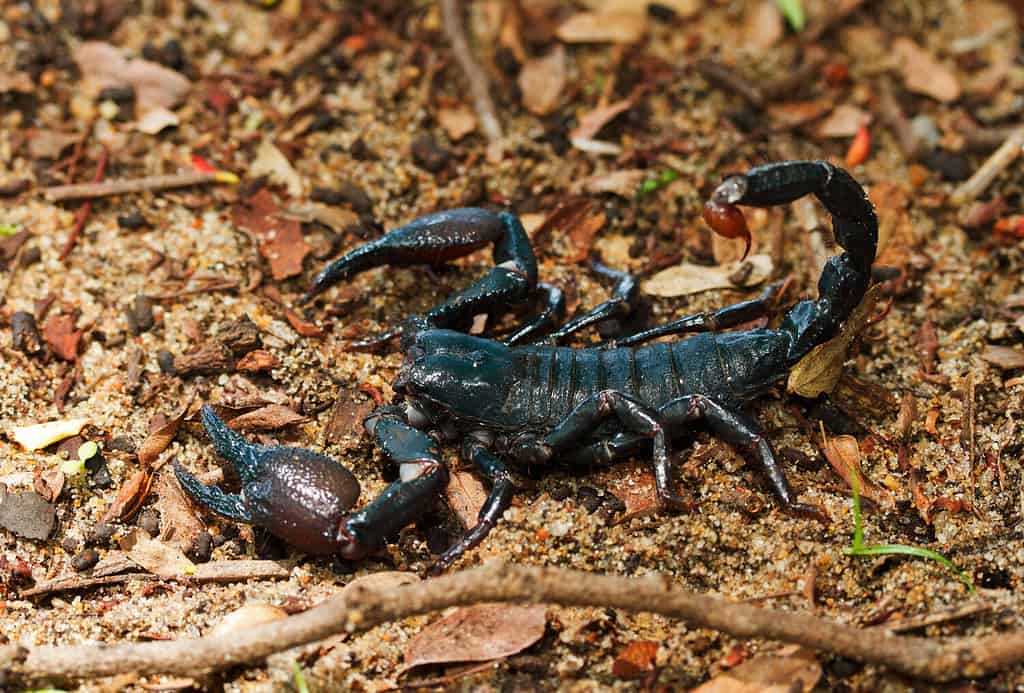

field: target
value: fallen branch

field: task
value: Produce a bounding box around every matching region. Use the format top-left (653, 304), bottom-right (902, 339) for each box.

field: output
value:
top-left (43, 171), bottom-right (233, 203)
top-left (440, 0), bottom-right (503, 146)
top-left (950, 126), bottom-right (1024, 206)
top-left (4, 562), bottom-right (1021, 686)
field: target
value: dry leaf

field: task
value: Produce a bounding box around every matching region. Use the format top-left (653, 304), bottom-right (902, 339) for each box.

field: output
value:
top-left (227, 404), bottom-right (309, 431)
top-left (445, 471), bottom-right (488, 530)
top-left (692, 647), bottom-right (822, 692)
top-left (251, 138), bottom-right (304, 198)
top-left (399, 604), bottom-right (546, 675)
top-left (642, 255), bottom-right (773, 297)
top-left (73, 41), bottom-right (191, 114)
top-left (283, 308), bottom-right (325, 338)
top-left (570, 98), bottom-right (633, 141)
top-left (43, 314), bottom-right (83, 361)
top-left (557, 12), bottom-right (646, 43)
top-left (612, 640), bottom-right (659, 679)
top-left (136, 106), bottom-right (180, 134)
top-left (34, 468), bottom-right (65, 503)
top-left (437, 105), bottom-right (478, 141)
top-left (894, 38), bottom-right (961, 103)
top-left (822, 434), bottom-right (895, 508)
top-left (100, 468), bottom-right (154, 524)
top-left (284, 203), bottom-right (360, 233)
top-left (566, 209), bottom-right (606, 263)
top-left (787, 284), bottom-right (884, 398)
top-left (745, 0), bottom-right (784, 50)
top-left (232, 189), bottom-right (312, 281)
top-left (573, 169), bottom-right (647, 197)
top-left (10, 418), bottom-right (89, 451)
top-left (208, 604), bottom-right (288, 637)
top-left (981, 345), bottom-right (1024, 370)
top-left (28, 130), bottom-right (81, 159)
top-left (814, 104), bottom-right (871, 138)
top-left (519, 45), bottom-right (567, 116)
top-left (138, 402), bottom-right (192, 468)
top-left (121, 528), bottom-right (196, 577)
top-left (153, 469), bottom-right (205, 552)
top-left (236, 349), bottom-right (279, 373)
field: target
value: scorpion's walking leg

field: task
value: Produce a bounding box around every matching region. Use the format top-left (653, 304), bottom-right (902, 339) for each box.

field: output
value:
top-left (608, 281), bottom-right (784, 348)
top-left (517, 390), bottom-right (690, 510)
top-left (546, 263), bottom-right (640, 343)
top-left (341, 408), bottom-right (450, 559)
top-left (504, 282), bottom-right (566, 345)
top-left (174, 466), bottom-right (252, 523)
top-left (430, 437), bottom-right (514, 574)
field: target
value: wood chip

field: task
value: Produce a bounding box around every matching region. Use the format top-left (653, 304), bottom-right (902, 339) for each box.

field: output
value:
top-left (227, 404), bottom-right (309, 432)
top-left (437, 104), bottom-right (478, 141)
top-left (981, 344), bottom-right (1024, 370)
top-left (612, 640), bottom-right (659, 679)
top-left (445, 471), bottom-right (488, 530)
top-left (556, 12), bottom-right (646, 43)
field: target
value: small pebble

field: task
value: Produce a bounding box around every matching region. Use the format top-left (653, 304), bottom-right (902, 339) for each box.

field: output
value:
top-left (190, 532), bottom-right (214, 563)
top-left (549, 484), bottom-right (572, 501)
top-left (137, 509), bottom-right (160, 537)
top-left (604, 493), bottom-right (626, 514)
top-left (157, 350), bottom-right (177, 375)
top-left (125, 293), bottom-right (155, 335)
top-left (647, 3), bottom-right (677, 22)
top-left (106, 436), bottom-right (136, 454)
top-left (919, 148), bottom-right (971, 181)
top-left (161, 39), bottom-right (186, 71)
top-left (71, 548), bottom-right (100, 572)
top-left (305, 112), bottom-right (340, 134)
top-left (411, 135), bottom-right (450, 173)
top-left (19, 246), bottom-right (40, 266)
top-left (86, 456), bottom-right (113, 489)
top-left (89, 522), bottom-right (117, 545)
top-left (11, 311), bottom-right (44, 354)
top-left (349, 137), bottom-right (376, 161)
top-left (909, 114), bottom-right (941, 148)
top-left (117, 210), bottom-right (147, 230)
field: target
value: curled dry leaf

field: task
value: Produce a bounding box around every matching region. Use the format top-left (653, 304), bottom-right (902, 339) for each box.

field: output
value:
top-left (692, 646), bottom-right (822, 693)
top-left (437, 104), bottom-right (478, 141)
top-left (572, 169), bottom-right (647, 197)
top-left (121, 528), bottom-right (196, 578)
top-left (251, 138), bottom-right (304, 198)
top-left (34, 468), bottom-right (65, 503)
top-left (100, 468), bottom-right (154, 524)
top-left (787, 284), bottom-right (884, 398)
top-left (10, 417), bottom-right (89, 451)
top-left (208, 604), bottom-right (288, 637)
top-left (226, 404), bottom-right (309, 432)
top-left (894, 38), bottom-right (961, 103)
top-left (556, 12), bottom-right (646, 43)
top-left (642, 255), bottom-right (773, 297)
top-left (138, 401), bottom-right (194, 468)
top-left (43, 314), bottom-right (84, 361)
top-left (612, 640), bottom-right (659, 679)
top-left (570, 98), bottom-right (633, 141)
top-left (814, 104), bottom-right (871, 138)
top-left (445, 471), bottom-right (489, 530)
top-left (399, 603), bottom-right (547, 676)
top-left (822, 434), bottom-right (895, 508)
top-left (518, 45), bottom-right (567, 116)
top-left (232, 189), bottom-right (312, 281)
top-left (73, 41), bottom-right (192, 114)
top-left (153, 469), bottom-right (205, 552)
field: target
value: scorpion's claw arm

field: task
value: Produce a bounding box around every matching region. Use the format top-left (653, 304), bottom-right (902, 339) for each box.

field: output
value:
top-left (340, 409), bottom-right (449, 560)
top-left (304, 208), bottom-right (539, 337)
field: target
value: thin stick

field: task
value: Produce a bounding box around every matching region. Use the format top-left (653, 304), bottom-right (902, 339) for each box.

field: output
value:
top-left (59, 148), bottom-right (109, 261)
top-left (950, 126), bottom-right (1024, 206)
top-left (440, 0), bottom-right (503, 144)
top-left (43, 171), bottom-right (228, 203)
top-left (4, 562), bottom-right (1023, 686)
top-left (263, 15), bottom-right (343, 75)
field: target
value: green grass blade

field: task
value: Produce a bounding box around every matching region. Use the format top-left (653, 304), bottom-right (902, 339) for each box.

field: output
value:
top-left (774, 0), bottom-right (806, 31)
top-left (292, 662), bottom-right (310, 693)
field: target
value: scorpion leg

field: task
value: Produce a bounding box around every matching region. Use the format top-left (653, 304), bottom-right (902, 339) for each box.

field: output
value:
top-left (546, 262), bottom-right (639, 343)
top-left (430, 437), bottom-right (514, 574)
top-left (341, 409), bottom-right (450, 559)
top-left (173, 465), bottom-right (253, 522)
top-left (503, 282), bottom-right (566, 345)
top-left (659, 395), bottom-right (827, 522)
top-left (305, 208), bottom-right (538, 338)
top-left (607, 281), bottom-right (784, 348)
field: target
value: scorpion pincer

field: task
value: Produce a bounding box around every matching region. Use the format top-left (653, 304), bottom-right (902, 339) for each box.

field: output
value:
top-left (175, 160), bottom-right (877, 573)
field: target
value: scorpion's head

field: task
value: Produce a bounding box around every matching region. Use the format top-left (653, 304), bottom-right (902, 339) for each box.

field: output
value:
top-left (394, 329), bottom-right (514, 427)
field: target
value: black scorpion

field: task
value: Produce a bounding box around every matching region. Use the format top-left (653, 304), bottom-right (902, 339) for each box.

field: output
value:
top-left (176, 160), bottom-right (877, 572)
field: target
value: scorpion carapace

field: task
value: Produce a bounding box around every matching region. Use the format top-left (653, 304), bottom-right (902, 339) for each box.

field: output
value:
top-left (176, 160), bottom-right (878, 573)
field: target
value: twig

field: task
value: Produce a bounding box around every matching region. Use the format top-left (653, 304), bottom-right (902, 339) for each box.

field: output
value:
top-left (440, 0), bottom-right (503, 145)
top-left (876, 77), bottom-right (919, 158)
top-left (882, 600), bottom-right (993, 634)
top-left (5, 562), bottom-right (1024, 686)
top-left (60, 148), bottom-right (109, 261)
top-left (950, 126), bottom-right (1024, 207)
top-left (263, 15), bottom-right (343, 75)
top-left (44, 171), bottom-right (228, 203)
top-left (696, 59), bottom-right (764, 108)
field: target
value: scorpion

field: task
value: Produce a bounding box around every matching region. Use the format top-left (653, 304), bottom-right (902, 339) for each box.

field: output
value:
top-left (175, 160), bottom-right (877, 573)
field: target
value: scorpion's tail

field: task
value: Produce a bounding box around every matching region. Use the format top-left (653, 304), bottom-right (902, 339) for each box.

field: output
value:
top-left (706, 160), bottom-right (877, 363)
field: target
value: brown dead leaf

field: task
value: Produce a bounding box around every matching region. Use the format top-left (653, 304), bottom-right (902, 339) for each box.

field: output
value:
top-left (227, 404), bottom-right (309, 432)
top-left (73, 41), bottom-right (191, 114)
top-left (822, 434), bottom-right (894, 508)
top-left (28, 130), bottom-right (81, 159)
top-left (236, 349), bottom-right (279, 373)
top-left (642, 255), bottom-right (773, 297)
top-left (570, 97), bottom-right (633, 141)
top-left (981, 344), bottom-right (1024, 370)
top-left (324, 391), bottom-right (375, 446)
top-left (787, 284), bottom-right (884, 398)
top-left (283, 308), bottom-right (325, 338)
top-left (251, 138), bottom-right (304, 198)
top-left (692, 647), bottom-right (821, 693)
top-left (42, 314), bottom-right (83, 361)
top-left (814, 104), bottom-right (871, 139)
top-left (138, 401), bottom-right (193, 468)
top-left (445, 471), bottom-right (488, 530)
top-left (121, 528), bottom-right (196, 577)
top-left (437, 104), bottom-right (478, 141)
top-left (232, 189), bottom-right (312, 281)
top-left (566, 209), bottom-right (606, 263)
top-left (765, 101), bottom-right (832, 126)
top-left (894, 38), bottom-right (961, 103)
top-left (573, 169), bottom-right (647, 197)
top-left (518, 45), bottom-right (567, 116)
top-left (100, 468), bottom-right (154, 524)
top-left (33, 468), bottom-right (65, 503)
top-left (153, 469), bottom-right (205, 553)
top-left (399, 604), bottom-right (546, 675)
top-left (612, 640), bottom-right (659, 679)
top-left (557, 12), bottom-right (646, 43)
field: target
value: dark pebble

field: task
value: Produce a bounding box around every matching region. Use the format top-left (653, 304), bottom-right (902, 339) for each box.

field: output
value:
top-left (978, 565), bottom-right (1012, 590)
top-left (11, 311), bottom-right (44, 355)
top-left (190, 532), bottom-right (214, 563)
top-left (61, 537), bottom-right (80, 553)
top-left (349, 137), bottom-right (376, 161)
top-left (0, 178), bottom-right (30, 197)
top-left (331, 557), bottom-right (357, 575)
top-left (647, 3), bottom-right (677, 21)
top-left (494, 46), bottom-right (519, 75)
top-left (125, 293), bottom-right (154, 335)
top-left (117, 210), bottom-right (147, 230)
top-left (211, 532), bottom-right (229, 548)
top-left (509, 654), bottom-right (549, 675)
top-left (920, 148), bottom-right (972, 181)
top-left (828, 656), bottom-right (862, 678)
top-left (107, 436), bottom-right (136, 454)
top-left (141, 41), bottom-right (162, 63)
top-left (19, 246), bottom-right (41, 266)
top-left (86, 456), bottom-right (113, 489)
top-left (549, 484), bottom-right (572, 501)
top-left (305, 112), bottom-right (340, 134)
top-left (579, 494), bottom-right (602, 514)
top-left (577, 485), bottom-right (599, 499)
top-left (622, 553), bottom-right (641, 574)
top-left (157, 350), bottom-right (177, 375)
top-left (89, 522), bottom-right (117, 545)
top-left (71, 548), bottom-right (100, 572)
top-left (137, 509), bottom-right (160, 537)
top-left (411, 135), bottom-right (450, 173)
top-left (425, 526), bottom-right (450, 554)
top-left (162, 39), bottom-right (186, 71)
top-left (97, 85), bottom-right (135, 104)
top-left (603, 492), bottom-right (626, 514)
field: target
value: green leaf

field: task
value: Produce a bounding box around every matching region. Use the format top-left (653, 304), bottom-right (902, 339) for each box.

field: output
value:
top-left (0, 223), bottom-right (19, 237)
top-left (774, 0), bottom-right (806, 31)
top-left (637, 170), bottom-right (680, 198)
top-left (292, 662), bottom-right (309, 693)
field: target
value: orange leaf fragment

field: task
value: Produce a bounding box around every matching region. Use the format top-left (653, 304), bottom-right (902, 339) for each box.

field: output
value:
top-left (845, 125), bottom-right (871, 167)
top-left (612, 640), bottom-right (659, 679)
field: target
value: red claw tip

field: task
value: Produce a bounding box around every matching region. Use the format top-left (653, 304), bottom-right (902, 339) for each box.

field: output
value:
top-left (703, 200), bottom-right (752, 260)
